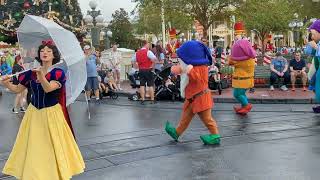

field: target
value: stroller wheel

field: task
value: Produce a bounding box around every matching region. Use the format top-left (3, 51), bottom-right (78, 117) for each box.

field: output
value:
top-left (132, 94), bottom-right (139, 101)
top-left (111, 93), bottom-right (119, 99)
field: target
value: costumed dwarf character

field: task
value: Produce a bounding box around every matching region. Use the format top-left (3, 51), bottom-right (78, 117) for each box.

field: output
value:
top-left (234, 21), bottom-right (246, 41)
top-left (165, 40), bottom-right (220, 145)
top-left (306, 20), bottom-right (320, 113)
top-left (166, 28), bottom-right (181, 60)
top-left (0, 40), bottom-right (85, 179)
top-left (228, 39), bottom-right (256, 115)
top-left (305, 33), bottom-right (317, 92)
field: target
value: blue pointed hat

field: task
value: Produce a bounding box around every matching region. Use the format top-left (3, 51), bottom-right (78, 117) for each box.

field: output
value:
top-left (177, 40), bottom-right (212, 65)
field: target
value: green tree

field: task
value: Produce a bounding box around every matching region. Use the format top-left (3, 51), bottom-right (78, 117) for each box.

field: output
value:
top-left (134, 0), bottom-right (241, 38)
top-left (133, 0), bottom-right (193, 37)
top-left (109, 8), bottom-right (136, 49)
top-left (298, 0), bottom-right (320, 20)
top-left (173, 0), bottom-right (242, 38)
top-left (236, 0), bottom-right (295, 63)
top-left (0, 0), bottom-right (83, 43)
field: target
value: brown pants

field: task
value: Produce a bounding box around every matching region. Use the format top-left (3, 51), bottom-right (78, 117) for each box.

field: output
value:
top-left (176, 103), bottom-right (219, 135)
top-left (290, 71), bottom-right (307, 87)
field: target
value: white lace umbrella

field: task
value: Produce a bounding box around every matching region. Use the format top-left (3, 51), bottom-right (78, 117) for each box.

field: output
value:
top-left (17, 14), bottom-right (87, 106)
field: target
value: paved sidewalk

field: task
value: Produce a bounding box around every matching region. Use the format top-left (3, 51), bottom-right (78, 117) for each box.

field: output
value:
top-left (119, 81), bottom-right (316, 104)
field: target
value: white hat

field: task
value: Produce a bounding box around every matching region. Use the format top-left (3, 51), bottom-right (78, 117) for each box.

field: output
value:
top-left (84, 45), bottom-right (91, 50)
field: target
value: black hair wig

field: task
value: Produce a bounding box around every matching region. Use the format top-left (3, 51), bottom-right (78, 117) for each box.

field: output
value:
top-left (35, 44), bottom-right (61, 65)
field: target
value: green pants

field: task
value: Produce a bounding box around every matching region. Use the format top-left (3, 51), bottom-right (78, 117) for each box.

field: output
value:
top-left (233, 88), bottom-right (248, 106)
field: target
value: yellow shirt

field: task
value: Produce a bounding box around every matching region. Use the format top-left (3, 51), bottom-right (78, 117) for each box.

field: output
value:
top-left (229, 58), bottom-right (255, 89)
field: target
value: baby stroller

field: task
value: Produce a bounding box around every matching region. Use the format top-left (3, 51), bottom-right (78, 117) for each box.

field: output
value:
top-left (98, 69), bottom-right (119, 100)
top-left (127, 71), bottom-right (140, 89)
top-left (99, 87), bottom-right (119, 100)
top-left (127, 71), bottom-right (141, 101)
top-left (208, 64), bottom-right (222, 95)
top-left (154, 65), bottom-right (181, 101)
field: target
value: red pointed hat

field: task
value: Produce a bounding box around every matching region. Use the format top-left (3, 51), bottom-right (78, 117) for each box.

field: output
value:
top-left (234, 21), bottom-right (245, 36)
top-left (169, 28), bottom-right (177, 39)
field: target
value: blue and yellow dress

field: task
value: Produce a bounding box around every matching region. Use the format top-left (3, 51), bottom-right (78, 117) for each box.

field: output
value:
top-left (2, 68), bottom-right (85, 180)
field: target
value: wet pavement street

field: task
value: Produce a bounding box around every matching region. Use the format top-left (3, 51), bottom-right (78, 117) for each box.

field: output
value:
top-left (1, 91), bottom-right (320, 180)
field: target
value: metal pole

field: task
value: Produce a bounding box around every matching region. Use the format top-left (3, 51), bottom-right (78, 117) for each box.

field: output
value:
top-left (231, 15), bottom-right (235, 41)
top-left (209, 24), bottom-right (212, 45)
top-left (161, 0), bottom-right (166, 46)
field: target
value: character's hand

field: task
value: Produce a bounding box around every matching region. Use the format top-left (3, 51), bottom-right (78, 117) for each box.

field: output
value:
top-left (171, 65), bottom-right (183, 75)
top-left (32, 67), bottom-right (45, 81)
top-left (310, 41), bottom-right (318, 49)
top-left (186, 65), bottom-right (193, 74)
top-left (0, 75), bottom-right (11, 86)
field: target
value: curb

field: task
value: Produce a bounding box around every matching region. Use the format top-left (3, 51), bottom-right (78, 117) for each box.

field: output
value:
top-left (0, 89), bottom-right (316, 104)
top-left (117, 91), bottom-right (317, 104)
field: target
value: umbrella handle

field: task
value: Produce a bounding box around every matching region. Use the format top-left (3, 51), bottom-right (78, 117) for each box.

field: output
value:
top-left (84, 89), bottom-right (91, 119)
top-left (0, 60), bottom-right (65, 81)
top-left (0, 74), bottom-right (14, 81)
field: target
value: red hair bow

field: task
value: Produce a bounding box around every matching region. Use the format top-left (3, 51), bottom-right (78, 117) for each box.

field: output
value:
top-left (42, 39), bottom-right (55, 46)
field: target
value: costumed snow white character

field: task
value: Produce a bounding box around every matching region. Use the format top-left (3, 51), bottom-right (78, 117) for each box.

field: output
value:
top-left (228, 39), bottom-right (256, 115)
top-left (0, 40), bottom-right (85, 179)
top-left (165, 40), bottom-right (220, 145)
top-left (306, 19), bottom-right (320, 113)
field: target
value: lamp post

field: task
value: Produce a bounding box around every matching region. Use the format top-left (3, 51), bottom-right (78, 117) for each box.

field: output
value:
top-left (179, 33), bottom-right (186, 43)
top-left (101, 22), bottom-right (113, 49)
top-left (84, 0), bottom-right (105, 49)
top-left (288, 13), bottom-right (303, 50)
top-left (230, 15), bottom-right (236, 42)
top-left (274, 34), bottom-right (284, 52)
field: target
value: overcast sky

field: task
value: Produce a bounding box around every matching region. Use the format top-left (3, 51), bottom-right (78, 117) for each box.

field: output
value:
top-left (78, 0), bottom-right (137, 22)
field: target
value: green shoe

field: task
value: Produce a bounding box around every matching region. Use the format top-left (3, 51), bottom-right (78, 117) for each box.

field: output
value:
top-left (200, 134), bottom-right (221, 145)
top-left (165, 121), bottom-right (179, 141)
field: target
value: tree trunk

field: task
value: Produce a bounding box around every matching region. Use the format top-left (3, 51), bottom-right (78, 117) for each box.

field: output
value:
top-left (257, 34), bottom-right (267, 66)
top-left (259, 46), bottom-right (265, 66)
top-left (203, 27), bottom-right (208, 39)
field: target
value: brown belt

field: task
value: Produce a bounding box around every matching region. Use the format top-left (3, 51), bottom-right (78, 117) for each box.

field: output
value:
top-left (187, 89), bottom-right (210, 103)
top-left (232, 76), bottom-right (253, 80)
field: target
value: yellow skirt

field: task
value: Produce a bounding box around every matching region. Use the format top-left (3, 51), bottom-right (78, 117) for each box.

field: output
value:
top-left (2, 104), bottom-right (85, 180)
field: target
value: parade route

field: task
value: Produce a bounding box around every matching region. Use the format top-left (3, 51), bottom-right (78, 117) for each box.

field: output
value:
top-left (0, 92), bottom-right (320, 180)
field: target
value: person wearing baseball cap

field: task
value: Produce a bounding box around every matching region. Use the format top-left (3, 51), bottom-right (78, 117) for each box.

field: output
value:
top-left (83, 45), bottom-right (91, 50)
top-left (84, 45), bottom-right (100, 101)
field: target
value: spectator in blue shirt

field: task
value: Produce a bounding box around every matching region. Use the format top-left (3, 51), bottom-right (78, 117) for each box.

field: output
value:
top-left (0, 56), bottom-right (12, 75)
top-left (84, 45), bottom-right (100, 100)
top-left (270, 52), bottom-right (290, 91)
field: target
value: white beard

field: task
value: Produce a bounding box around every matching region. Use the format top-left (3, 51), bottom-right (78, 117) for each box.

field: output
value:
top-left (178, 60), bottom-right (189, 98)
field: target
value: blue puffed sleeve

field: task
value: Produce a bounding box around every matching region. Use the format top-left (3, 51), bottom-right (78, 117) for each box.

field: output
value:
top-left (50, 68), bottom-right (66, 87)
top-left (18, 70), bottom-right (32, 88)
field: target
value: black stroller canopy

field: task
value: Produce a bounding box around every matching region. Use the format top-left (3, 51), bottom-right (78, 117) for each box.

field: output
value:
top-left (158, 65), bottom-right (172, 79)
